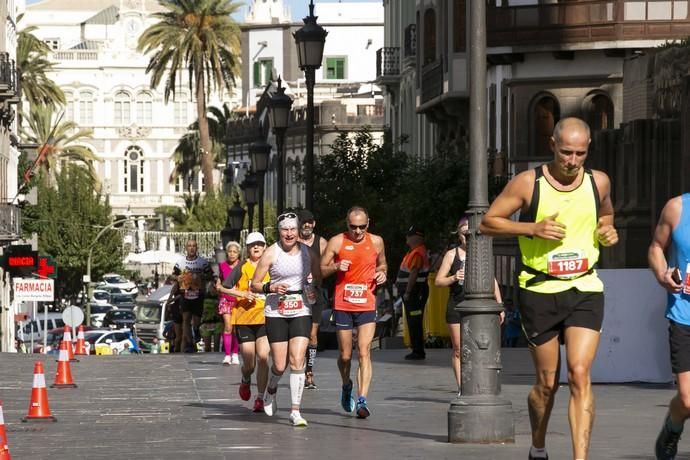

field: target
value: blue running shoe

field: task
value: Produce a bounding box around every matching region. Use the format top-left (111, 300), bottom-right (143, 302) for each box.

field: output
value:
top-left (356, 396), bottom-right (371, 419)
top-left (341, 380), bottom-right (355, 413)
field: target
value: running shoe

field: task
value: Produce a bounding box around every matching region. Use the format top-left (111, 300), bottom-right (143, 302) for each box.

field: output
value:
top-left (305, 373), bottom-right (318, 390)
top-left (289, 411), bottom-right (308, 427)
top-left (341, 379), bottom-right (355, 413)
top-left (252, 397), bottom-right (264, 413)
top-left (527, 454), bottom-right (548, 460)
top-left (263, 389), bottom-right (277, 416)
top-left (239, 379), bottom-right (251, 401)
top-left (222, 355), bottom-right (232, 365)
top-left (655, 416), bottom-right (682, 460)
top-left (230, 353), bottom-right (240, 365)
top-left (355, 396), bottom-right (371, 419)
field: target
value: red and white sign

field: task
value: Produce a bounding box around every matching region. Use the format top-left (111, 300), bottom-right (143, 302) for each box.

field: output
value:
top-left (13, 278), bottom-right (55, 301)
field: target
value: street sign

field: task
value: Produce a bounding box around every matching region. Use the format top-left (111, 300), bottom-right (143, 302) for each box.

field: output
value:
top-left (12, 278), bottom-right (55, 302)
top-left (62, 306), bottom-right (84, 328)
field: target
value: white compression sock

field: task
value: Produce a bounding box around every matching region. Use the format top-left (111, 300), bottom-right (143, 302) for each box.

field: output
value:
top-left (290, 368), bottom-right (306, 406)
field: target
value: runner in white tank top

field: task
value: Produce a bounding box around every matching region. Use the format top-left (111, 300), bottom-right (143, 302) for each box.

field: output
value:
top-left (251, 212), bottom-right (321, 426)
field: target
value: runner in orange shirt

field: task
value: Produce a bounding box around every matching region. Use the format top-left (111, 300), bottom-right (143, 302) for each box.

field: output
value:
top-left (321, 206), bottom-right (387, 418)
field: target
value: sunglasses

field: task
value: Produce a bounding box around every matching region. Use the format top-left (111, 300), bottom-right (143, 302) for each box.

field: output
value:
top-left (348, 223), bottom-right (367, 230)
top-left (277, 212), bottom-right (297, 223)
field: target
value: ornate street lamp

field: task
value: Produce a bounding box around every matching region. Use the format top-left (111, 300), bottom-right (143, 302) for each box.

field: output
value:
top-left (268, 76), bottom-right (293, 214)
top-left (447, 0), bottom-right (514, 443)
top-left (249, 139), bottom-right (271, 233)
top-left (293, 0), bottom-right (327, 210)
top-left (221, 199), bottom-right (246, 248)
top-left (241, 172), bottom-right (259, 232)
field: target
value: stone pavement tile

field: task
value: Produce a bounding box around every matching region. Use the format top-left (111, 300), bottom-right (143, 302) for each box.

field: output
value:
top-left (0, 348), bottom-right (682, 460)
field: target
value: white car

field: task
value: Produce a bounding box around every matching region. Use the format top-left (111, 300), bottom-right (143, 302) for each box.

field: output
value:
top-left (89, 304), bottom-right (115, 328)
top-left (100, 274), bottom-right (138, 296)
top-left (91, 289), bottom-right (111, 305)
top-left (84, 329), bottom-right (137, 354)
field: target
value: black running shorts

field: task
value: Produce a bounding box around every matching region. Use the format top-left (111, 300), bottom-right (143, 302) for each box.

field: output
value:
top-left (235, 324), bottom-right (267, 344)
top-left (518, 288), bottom-right (604, 346)
top-left (668, 320), bottom-right (690, 374)
top-left (180, 298), bottom-right (204, 317)
top-left (265, 316), bottom-right (312, 342)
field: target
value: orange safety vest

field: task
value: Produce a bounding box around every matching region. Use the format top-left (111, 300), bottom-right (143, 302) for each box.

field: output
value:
top-left (396, 244), bottom-right (430, 288)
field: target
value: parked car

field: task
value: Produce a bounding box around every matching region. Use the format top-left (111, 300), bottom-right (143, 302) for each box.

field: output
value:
top-left (102, 310), bottom-right (136, 330)
top-left (110, 293), bottom-right (136, 310)
top-left (89, 304), bottom-right (115, 328)
top-left (91, 289), bottom-right (111, 305)
top-left (100, 274), bottom-right (138, 296)
top-left (16, 313), bottom-right (65, 343)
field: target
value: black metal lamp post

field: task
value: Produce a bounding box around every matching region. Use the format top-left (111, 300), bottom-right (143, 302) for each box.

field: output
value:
top-left (221, 199), bottom-right (246, 248)
top-left (447, 0), bottom-right (514, 444)
top-left (293, 0), bottom-right (327, 210)
top-left (241, 172), bottom-right (259, 232)
top-left (249, 139), bottom-right (271, 233)
top-left (268, 76), bottom-right (293, 214)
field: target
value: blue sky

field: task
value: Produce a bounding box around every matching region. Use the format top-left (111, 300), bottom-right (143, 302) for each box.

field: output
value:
top-left (25, 0), bottom-right (377, 21)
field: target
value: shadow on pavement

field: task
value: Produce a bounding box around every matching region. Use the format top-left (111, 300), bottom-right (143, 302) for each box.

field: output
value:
top-left (186, 401), bottom-right (448, 443)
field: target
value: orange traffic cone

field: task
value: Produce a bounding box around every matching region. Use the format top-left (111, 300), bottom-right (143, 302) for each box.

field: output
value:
top-left (22, 361), bottom-right (57, 422)
top-left (0, 400), bottom-right (11, 460)
top-left (51, 341), bottom-right (77, 389)
top-left (74, 325), bottom-right (88, 356)
top-left (60, 326), bottom-right (78, 362)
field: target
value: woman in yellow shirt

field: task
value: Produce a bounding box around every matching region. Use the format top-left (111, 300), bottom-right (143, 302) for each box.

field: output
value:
top-left (216, 232), bottom-right (270, 413)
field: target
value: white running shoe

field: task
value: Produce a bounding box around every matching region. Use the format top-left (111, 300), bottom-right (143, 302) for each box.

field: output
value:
top-left (263, 390), bottom-right (277, 416)
top-left (289, 411), bottom-right (308, 427)
top-left (230, 353), bottom-right (240, 365)
top-left (222, 355), bottom-right (232, 365)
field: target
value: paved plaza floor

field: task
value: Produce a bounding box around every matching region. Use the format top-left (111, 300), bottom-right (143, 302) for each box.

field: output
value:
top-left (0, 348), bottom-right (682, 459)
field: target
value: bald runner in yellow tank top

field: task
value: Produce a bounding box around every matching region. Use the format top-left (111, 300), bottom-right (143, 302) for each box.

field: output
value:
top-left (480, 117), bottom-right (618, 460)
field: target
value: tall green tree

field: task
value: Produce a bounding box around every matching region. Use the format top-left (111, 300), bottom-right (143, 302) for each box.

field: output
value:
top-left (138, 0), bottom-right (242, 192)
top-left (20, 105), bottom-right (99, 187)
top-left (22, 165), bottom-right (122, 300)
top-left (16, 16), bottom-right (65, 113)
top-left (313, 129), bottom-right (470, 275)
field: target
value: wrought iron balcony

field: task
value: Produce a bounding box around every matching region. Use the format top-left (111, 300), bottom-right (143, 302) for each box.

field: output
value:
top-left (0, 203), bottom-right (22, 242)
top-left (420, 58), bottom-right (443, 105)
top-left (375, 47), bottom-right (400, 86)
top-left (0, 53), bottom-right (18, 102)
top-left (404, 24), bottom-right (416, 58)
top-left (488, 0), bottom-right (690, 48)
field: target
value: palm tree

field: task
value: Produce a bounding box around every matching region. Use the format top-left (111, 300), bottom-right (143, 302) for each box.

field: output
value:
top-left (16, 16), bottom-right (65, 113)
top-left (170, 102), bottom-right (236, 187)
top-left (138, 0), bottom-right (242, 192)
top-left (20, 105), bottom-right (100, 187)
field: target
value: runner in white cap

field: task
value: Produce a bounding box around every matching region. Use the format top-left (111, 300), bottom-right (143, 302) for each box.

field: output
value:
top-left (251, 212), bottom-right (321, 427)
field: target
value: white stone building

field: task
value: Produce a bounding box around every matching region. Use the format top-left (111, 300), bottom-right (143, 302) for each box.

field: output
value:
top-left (22, 0), bottom-right (235, 220)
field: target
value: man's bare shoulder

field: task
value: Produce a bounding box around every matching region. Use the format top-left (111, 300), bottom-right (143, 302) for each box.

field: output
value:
top-left (369, 233), bottom-right (385, 248)
top-left (662, 195), bottom-right (683, 220)
top-left (501, 168), bottom-right (536, 198)
top-left (590, 169), bottom-right (611, 186)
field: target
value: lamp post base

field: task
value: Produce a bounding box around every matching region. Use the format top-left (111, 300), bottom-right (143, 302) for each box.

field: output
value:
top-left (448, 394), bottom-right (515, 443)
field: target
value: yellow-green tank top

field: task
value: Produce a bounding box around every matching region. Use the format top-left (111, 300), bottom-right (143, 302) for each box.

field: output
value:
top-left (517, 166), bottom-right (603, 294)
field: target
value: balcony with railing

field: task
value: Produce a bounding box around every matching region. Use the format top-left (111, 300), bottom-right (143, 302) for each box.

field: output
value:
top-left (420, 58), bottom-right (444, 105)
top-left (0, 53), bottom-right (18, 102)
top-left (0, 203), bottom-right (22, 242)
top-left (375, 47), bottom-right (400, 86)
top-left (488, 0), bottom-right (690, 48)
top-left (404, 24), bottom-right (417, 58)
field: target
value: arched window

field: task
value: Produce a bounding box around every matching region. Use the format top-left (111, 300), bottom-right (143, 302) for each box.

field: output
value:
top-left (423, 8), bottom-right (436, 65)
top-left (114, 91), bottom-right (131, 125)
top-left (79, 91), bottom-right (94, 124)
top-left (584, 92), bottom-right (614, 131)
top-left (531, 94), bottom-right (560, 158)
top-left (136, 92), bottom-right (153, 125)
top-left (174, 97), bottom-right (189, 126)
top-left (65, 92), bottom-right (75, 121)
top-left (124, 145), bottom-right (144, 192)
